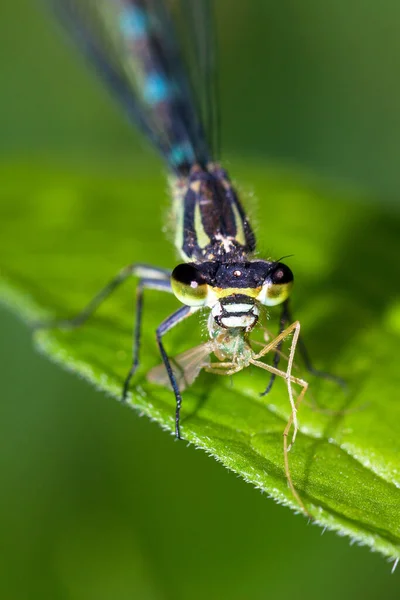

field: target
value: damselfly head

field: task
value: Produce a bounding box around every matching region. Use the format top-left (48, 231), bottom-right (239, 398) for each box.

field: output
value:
top-left (171, 260), bottom-right (294, 328)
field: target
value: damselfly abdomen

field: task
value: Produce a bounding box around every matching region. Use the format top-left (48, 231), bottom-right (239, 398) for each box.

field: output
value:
top-left (44, 0), bottom-right (343, 513)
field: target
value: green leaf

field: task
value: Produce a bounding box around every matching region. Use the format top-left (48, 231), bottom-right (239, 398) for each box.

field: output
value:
top-left (1, 161), bottom-right (399, 561)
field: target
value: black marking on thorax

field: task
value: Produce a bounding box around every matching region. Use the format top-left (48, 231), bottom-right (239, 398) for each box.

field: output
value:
top-left (180, 163), bottom-right (256, 262)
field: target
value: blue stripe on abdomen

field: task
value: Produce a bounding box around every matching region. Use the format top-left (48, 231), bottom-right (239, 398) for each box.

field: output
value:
top-left (169, 141), bottom-right (196, 168)
top-left (120, 5), bottom-right (148, 39)
top-left (144, 72), bottom-right (172, 104)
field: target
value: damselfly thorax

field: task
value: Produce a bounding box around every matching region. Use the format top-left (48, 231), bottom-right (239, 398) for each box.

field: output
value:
top-left (171, 162), bottom-right (255, 263)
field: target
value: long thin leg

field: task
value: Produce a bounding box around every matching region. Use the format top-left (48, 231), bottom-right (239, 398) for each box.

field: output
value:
top-left (251, 357), bottom-right (309, 515)
top-left (206, 348), bottom-right (310, 514)
top-left (254, 319), bottom-right (299, 362)
top-left (283, 380), bottom-right (309, 515)
top-left (251, 359), bottom-right (307, 389)
top-left (211, 331), bottom-right (307, 473)
top-left (254, 320), bottom-right (302, 447)
top-left (252, 337), bottom-right (289, 360)
top-left (33, 263), bottom-right (171, 330)
top-left (284, 303), bottom-right (346, 389)
top-left (285, 320), bottom-right (302, 448)
top-left (122, 277), bottom-right (173, 402)
top-left (260, 300), bottom-right (288, 396)
top-left (156, 306), bottom-right (199, 439)
top-left (283, 380), bottom-right (309, 514)
top-left (33, 262), bottom-right (176, 408)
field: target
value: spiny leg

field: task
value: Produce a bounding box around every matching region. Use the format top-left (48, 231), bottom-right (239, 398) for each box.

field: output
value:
top-left (284, 320), bottom-right (301, 449)
top-left (32, 263), bottom-right (171, 330)
top-left (251, 337), bottom-right (290, 363)
top-left (253, 312), bottom-right (297, 360)
top-left (251, 360), bottom-right (307, 390)
top-left (32, 262), bottom-right (175, 407)
top-left (251, 358), bottom-right (309, 515)
top-left (208, 352), bottom-right (310, 513)
top-left (283, 382), bottom-right (309, 515)
top-left (284, 302), bottom-right (346, 390)
top-left (282, 379), bottom-right (309, 515)
top-left (254, 320), bottom-right (302, 448)
top-left (156, 306), bottom-right (199, 439)
top-left (260, 300), bottom-right (289, 396)
top-left (122, 277), bottom-right (174, 403)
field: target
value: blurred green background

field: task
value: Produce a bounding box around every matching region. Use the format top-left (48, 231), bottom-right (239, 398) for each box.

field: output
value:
top-left (1, 1), bottom-right (399, 598)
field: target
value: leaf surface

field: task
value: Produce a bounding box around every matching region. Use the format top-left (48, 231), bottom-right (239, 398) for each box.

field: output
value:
top-left (1, 162), bottom-right (399, 560)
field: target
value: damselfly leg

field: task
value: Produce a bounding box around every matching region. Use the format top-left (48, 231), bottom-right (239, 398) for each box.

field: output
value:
top-left (250, 357), bottom-right (309, 514)
top-left (34, 263), bottom-right (178, 397)
top-left (155, 305), bottom-right (200, 439)
top-left (254, 320), bottom-right (303, 448)
top-left (207, 319), bottom-right (309, 512)
top-left (148, 318), bottom-right (309, 511)
top-left (263, 300), bottom-right (346, 396)
top-left (33, 264), bottom-right (171, 331)
top-left (121, 272), bottom-right (173, 403)
top-left (34, 261), bottom-right (205, 439)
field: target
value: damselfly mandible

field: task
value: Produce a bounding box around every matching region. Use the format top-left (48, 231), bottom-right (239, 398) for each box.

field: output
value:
top-left (45, 0), bottom-right (342, 512)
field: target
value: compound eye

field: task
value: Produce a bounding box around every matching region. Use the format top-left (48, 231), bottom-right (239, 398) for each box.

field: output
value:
top-left (171, 263), bottom-right (208, 306)
top-left (260, 262), bottom-right (294, 306)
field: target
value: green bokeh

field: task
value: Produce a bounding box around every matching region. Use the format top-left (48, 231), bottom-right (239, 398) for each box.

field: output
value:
top-left (1, 1), bottom-right (399, 599)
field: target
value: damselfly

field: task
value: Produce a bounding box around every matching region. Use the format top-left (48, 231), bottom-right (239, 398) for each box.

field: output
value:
top-left (46, 0), bottom-right (342, 512)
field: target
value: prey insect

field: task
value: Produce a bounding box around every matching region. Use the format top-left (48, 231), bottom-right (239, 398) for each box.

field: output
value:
top-left (46, 0), bottom-right (342, 512)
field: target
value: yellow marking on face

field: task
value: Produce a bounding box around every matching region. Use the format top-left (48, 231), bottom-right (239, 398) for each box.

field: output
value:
top-left (207, 287), bottom-right (262, 305)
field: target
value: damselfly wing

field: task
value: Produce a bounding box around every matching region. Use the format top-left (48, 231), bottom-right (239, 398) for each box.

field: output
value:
top-left (148, 341), bottom-right (215, 391)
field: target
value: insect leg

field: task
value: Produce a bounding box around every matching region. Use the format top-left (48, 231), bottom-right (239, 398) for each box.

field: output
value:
top-left (251, 357), bottom-right (309, 515)
top-left (284, 302), bottom-right (346, 389)
top-left (283, 378), bottom-right (309, 516)
top-left (156, 305), bottom-right (199, 439)
top-left (284, 320), bottom-right (301, 449)
top-left (122, 276), bottom-right (174, 403)
top-left (33, 263), bottom-right (171, 330)
top-left (260, 300), bottom-right (288, 396)
top-left (254, 320), bottom-right (302, 447)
